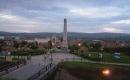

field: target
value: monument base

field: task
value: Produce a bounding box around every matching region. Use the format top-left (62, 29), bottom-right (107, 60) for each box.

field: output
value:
top-left (61, 47), bottom-right (69, 53)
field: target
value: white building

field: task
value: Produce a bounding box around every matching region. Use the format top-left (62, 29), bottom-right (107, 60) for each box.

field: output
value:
top-left (34, 38), bottom-right (50, 43)
top-left (0, 36), bottom-right (5, 39)
top-left (25, 39), bottom-right (34, 43)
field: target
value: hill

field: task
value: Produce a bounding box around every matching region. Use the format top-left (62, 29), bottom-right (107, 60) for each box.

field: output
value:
top-left (0, 32), bottom-right (130, 42)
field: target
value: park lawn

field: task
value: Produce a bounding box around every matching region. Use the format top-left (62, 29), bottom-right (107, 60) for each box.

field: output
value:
top-left (61, 61), bottom-right (109, 69)
top-left (61, 61), bottom-right (130, 69)
top-left (81, 52), bottom-right (130, 64)
top-left (11, 49), bottom-right (47, 56)
top-left (102, 53), bottom-right (130, 63)
top-left (60, 62), bottom-right (130, 80)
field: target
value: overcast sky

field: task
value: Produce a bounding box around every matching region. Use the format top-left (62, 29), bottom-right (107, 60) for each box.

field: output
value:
top-left (0, 0), bottom-right (130, 33)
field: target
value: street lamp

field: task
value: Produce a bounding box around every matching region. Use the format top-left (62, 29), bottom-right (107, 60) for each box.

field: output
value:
top-left (50, 50), bottom-right (53, 65)
top-left (78, 43), bottom-right (81, 47)
top-left (77, 43), bottom-right (81, 55)
top-left (102, 69), bottom-right (110, 76)
top-left (99, 47), bottom-right (103, 62)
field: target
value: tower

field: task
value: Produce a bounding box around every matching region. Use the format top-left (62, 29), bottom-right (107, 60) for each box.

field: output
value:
top-left (62, 18), bottom-right (68, 52)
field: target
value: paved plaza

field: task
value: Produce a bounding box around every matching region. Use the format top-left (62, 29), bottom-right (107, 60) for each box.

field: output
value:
top-left (3, 53), bottom-right (80, 80)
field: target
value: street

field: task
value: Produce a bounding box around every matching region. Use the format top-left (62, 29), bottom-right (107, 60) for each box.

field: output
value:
top-left (3, 53), bottom-right (80, 80)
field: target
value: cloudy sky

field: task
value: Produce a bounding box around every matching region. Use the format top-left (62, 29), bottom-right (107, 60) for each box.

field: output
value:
top-left (0, 0), bottom-right (130, 33)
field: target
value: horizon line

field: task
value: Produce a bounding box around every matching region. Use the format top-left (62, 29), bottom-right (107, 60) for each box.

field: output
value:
top-left (0, 31), bottom-right (130, 34)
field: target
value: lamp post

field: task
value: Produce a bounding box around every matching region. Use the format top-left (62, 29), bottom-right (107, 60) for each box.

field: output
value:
top-left (78, 43), bottom-right (81, 47)
top-left (50, 42), bottom-right (55, 65)
top-left (100, 68), bottom-right (111, 80)
top-left (77, 43), bottom-right (81, 55)
top-left (50, 49), bottom-right (53, 65)
top-left (47, 40), bottom-right (53, 65)
top-left (99, 47), bottom-right (103, 63)
top-left (102, 69), bottom-right (110, 76)
top-left (78, 42), bottom-right (82, 61)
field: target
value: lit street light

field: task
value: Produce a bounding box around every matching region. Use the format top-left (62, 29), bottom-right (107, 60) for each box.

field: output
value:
top-left (78, 43), bottom-right (81, 47)
top-left (77, 43), bottom-right (81, 55)
top-left (102, 69), bottom-right (110, 76)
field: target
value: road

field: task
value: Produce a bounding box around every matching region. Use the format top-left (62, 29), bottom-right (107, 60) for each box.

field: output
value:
top-left (2, 53), bottom-right (80, 80)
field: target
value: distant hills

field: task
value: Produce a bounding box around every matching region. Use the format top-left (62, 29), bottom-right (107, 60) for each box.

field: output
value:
top-left (0, 31), bottom-right (130, 42)
top-left (0, 31), bottom-right (60, 38)
top-left (68, 32), bottom-right (130, 42)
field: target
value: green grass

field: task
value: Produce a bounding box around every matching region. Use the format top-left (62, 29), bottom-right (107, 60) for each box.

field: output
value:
top-left (60, 62), bottom-right (130, 80)
top-left (60, 61), bottom-right (130, 70)
top-left (80, 52), bottom-right (130, 64)
top-left (61, 62), bottom-right (111, 69)
top-left (11, 49), bottom-right (47, 56)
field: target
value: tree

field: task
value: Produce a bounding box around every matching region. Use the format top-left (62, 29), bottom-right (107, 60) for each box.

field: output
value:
top-left (29, 42), bottom-right (38, 49)
top-left (0, 40), bottom-right (4, 52)
top-left (13, 41), bottom-right (19, 49)
top-left (20, 41), bottom-right (28, 47)
top-left (69, 45), bottom-right (80, 53)
top-left (48, 40), bottom-right (52, 49)
top-left (94, 43), bottom-right (101, 49)
top-left (88, 43), bottom-right (102, 52)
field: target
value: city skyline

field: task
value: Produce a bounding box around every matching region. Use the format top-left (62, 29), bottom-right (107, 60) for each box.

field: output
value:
top-left (0, 0), bottom-right (130, 33)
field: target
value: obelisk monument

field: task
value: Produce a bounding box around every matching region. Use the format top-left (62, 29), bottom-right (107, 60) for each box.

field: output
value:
top-left (62, 18), bottom-right (68, 52)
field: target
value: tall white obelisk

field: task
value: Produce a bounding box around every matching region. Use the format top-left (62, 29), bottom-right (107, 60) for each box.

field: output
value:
top-left (62, 18), bottom-right (68, 52)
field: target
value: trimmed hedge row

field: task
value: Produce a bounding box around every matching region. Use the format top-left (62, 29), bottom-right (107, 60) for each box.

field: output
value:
top-left (11, 49), bottom-right (47, 56)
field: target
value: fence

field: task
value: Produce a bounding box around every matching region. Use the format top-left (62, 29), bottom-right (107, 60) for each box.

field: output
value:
top-left (0, 63), bottom-right (25, 76)
top-left (27, 57), bottom-right (83, 80)
top-left (28, 63), bottom-right (57, 80)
